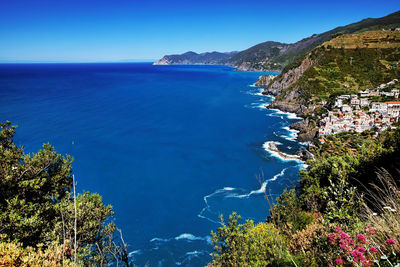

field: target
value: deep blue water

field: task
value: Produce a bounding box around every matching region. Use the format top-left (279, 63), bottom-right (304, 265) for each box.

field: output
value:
top-left (0, 63), bottom-right (304, 266)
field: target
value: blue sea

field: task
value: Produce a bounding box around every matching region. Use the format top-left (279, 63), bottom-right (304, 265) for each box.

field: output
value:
top-left (0, 63), bottom-right (305, 266)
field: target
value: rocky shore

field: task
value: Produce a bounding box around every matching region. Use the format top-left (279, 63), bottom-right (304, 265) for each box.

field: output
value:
top-left (255, 53), bottom-right (318, 143)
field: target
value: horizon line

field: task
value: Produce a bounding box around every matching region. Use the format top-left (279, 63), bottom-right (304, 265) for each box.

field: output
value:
top-left (0, 60), bottom-right (157, 64)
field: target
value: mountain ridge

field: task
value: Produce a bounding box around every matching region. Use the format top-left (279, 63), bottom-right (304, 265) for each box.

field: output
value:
top-left (154, 10), bottom-right (400, 71)
top-left (153, 51), bottom-right (238, 65)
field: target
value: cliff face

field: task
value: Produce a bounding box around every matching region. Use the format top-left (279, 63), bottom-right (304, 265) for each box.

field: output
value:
top-left (261, 57), bottom-right (314, 97)
top-left (255, 74), bottom-right (275, 87)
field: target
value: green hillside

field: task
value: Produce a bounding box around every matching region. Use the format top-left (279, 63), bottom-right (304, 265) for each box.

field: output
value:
top-left (277, 30), bottom-right (400, 103)
top-left (228, 10), bottom-right (400, 71)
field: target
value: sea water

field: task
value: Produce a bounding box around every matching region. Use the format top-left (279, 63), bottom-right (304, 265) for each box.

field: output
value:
top-left (0, 63), bottom-right (304, 266)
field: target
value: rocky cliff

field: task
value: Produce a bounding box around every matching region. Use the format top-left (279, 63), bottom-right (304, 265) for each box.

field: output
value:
top-left (260, 56), bottom-right (314, 97)
top-left (254, 74), bottom-right (275, 87)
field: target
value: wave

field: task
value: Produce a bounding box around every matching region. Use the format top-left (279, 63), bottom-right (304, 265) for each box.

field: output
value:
top-left (150, 233), bottom-right (211, 244)
top-left (127, 249), bottom-right (142, 258)
top-left (267, 108), bottom-right (301, 120)
top-left (280, 126), bottom-right (299, 141)
top-left (175, 233), bottom-right (212, 244)
top-left (132, 233), bottom-right (211, 266)
top-left (263, 141), bottom-right (302, 163)
top-left (176, 250), bottom-right (209, 266)
top-left (245, 102), bottom-right (269, 110)
top-left (246, 168), bottom-right (286, 196)
top-left (198, 169), bottom-right (288, 224)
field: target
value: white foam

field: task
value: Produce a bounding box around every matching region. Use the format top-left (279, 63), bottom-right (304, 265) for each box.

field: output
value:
top-left (185, 250), bottom-right (204, 256)
top-left (150, 233), bottom-right (211, 245)
top-left (176, 250), bottom-right (208, 265)
top-left (128, 250), bottom-right (142, 257)
top-left (268, 108), bottom-right (301, 120)
top-left (281, 126), bottom-right (299, 141)
top-left (198, 187), bottom-right (237, 224)
top-left (198, 169), bottom-right (289, 222)
top-left (236, 168), bottom-right (287, 198)
top-left (175, 233), bottom-right (211, 243)
top-left (263, 141), bottom-right (302, 163)
top-left (223, 187), bottom-right (234, 191)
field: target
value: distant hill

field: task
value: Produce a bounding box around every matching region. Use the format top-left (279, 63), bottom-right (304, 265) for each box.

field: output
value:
top-left (153, 51), bottom-right (238, 65)
top-left (155, 10), bottom-right (400, 71)
top-left (225, 10), bottom-right (400, 71)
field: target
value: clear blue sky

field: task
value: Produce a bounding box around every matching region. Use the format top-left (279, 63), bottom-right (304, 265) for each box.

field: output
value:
top-left (0, 0), bottom-right (398, 62)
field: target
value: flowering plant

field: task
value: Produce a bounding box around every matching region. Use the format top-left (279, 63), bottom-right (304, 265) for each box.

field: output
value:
top-left (328, 225), bottom-right (398, 266)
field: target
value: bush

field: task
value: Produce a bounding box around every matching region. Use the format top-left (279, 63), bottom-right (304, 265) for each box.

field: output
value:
top-left (0, 239), bottom-right (80, 266)
top-left (210, 213), bottom-right (294, 266)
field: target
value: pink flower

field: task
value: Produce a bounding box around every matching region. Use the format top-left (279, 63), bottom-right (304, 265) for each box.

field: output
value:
top-left (357, 234), bottom-right (367, 243)
top-left (369, 247), bottom-right (378, 253)
top-left (352, 247), bottom-right (366, 263)
top-left (340, 232), bottom-right (350, 240)
top-left (365, 225), bottom-right (376, 235)
top-left (386, 238), bottom-right (396, 245)
top-left (335, 258), bottom-right (344, 265)
top-left (358, 246), bottom-right (366, 252)
top-left (339, 243), bottom-right (349, 251)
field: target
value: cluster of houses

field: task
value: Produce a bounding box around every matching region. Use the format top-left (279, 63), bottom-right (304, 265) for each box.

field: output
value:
top-left (318, 79), bottom-right (400, 136)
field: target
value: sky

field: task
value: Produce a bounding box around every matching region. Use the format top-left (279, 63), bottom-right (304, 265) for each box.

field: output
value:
top-left (0, 0), bottom-right (399, 62)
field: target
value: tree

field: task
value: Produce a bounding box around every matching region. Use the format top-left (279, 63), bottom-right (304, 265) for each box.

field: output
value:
top-left (0, 121), bottom-right (128, 266)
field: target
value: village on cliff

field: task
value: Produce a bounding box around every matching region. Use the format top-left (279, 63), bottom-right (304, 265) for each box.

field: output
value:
top-left (318, 79), bottom-right (400, 140)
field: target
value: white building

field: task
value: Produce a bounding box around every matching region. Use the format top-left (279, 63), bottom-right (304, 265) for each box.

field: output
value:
top-left (387, 101), bottom-right (400, 117)
top-left (341, 104), bottom-right (352, 113)
top-left (360, 98), bottom-right (369, 107)
top-left (334, 99), bottom-right (343, 108)
top-left (351, 98), bottom-right (360, 106)
top-left (392, 89), bottom-right (399, 98)
top-left (370, 102), bottom-right (388, 113)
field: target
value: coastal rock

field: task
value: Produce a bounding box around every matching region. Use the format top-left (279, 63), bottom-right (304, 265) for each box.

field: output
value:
top-left (255, 74), bottom-right (275, 87)
top-left (153, 56), bottom-right (172, 65)
top-left (298, 149), bottom-right (315, 161)
top-left (263, 56), bottom-right (314, 95)
top-left (297, 128), bottom-right (318, 142)
top-left (269, 101), bottom-right (307, 116)
top-left (291, 118), bottom-right (318, 142)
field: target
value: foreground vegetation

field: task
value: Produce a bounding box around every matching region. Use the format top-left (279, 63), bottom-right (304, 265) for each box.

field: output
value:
top-left (210, 30), bottom-right (400, 266)
top-left (0, 122), bottom-right (129, 266)
top-left (209, 126), bottom-right (400, 266)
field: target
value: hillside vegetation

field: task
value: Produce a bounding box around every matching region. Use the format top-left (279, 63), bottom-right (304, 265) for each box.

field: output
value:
top-left (276, 30), bottom-right (400, 103)
top-left (227, 10), bottom-right (400, 71)
top-left (155, 10), bottom-right (400, 71)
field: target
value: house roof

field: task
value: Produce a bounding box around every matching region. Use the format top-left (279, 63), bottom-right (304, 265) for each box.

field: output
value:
top-left (386, 101), bottom-right (400, 104)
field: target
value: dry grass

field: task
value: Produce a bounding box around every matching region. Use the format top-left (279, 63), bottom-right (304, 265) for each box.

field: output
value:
top-left (359, 168), bottom-right (400, 253)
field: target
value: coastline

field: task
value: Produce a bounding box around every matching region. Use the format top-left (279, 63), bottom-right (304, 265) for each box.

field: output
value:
top-left (263, 141), bottom-right (302, 162)
top-left (254, 77), bottom-right (315, 162)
